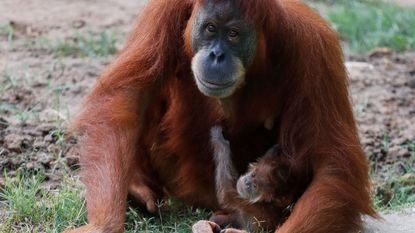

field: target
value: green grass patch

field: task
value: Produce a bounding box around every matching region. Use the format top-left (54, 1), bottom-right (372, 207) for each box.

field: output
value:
top-left (373, 174), bottom-right (415, 212)
top-left (0, 172), bottom-right (210, 233)
top-left (372, 140), bottom-right (415, 211)
top-left (31, 32), bottom-right (118, 58)
top-left (310, 0), bottom-right (415, 53)
top-left (124, 201), bottom-right (209, 233)
top-left (0, 23), bottom-right (15, 42)
top-left (1, 170), bottom-right (413, 232)
top-left (0, 172), bottom-right (86, 233)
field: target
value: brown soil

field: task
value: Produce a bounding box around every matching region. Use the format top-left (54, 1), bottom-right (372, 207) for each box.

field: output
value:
top-left (348, 52), bottom-right (415, 177)
top-left (0, 0), bottom-right (146, 185)
top-left (395, 0), bottom-right (415, 7)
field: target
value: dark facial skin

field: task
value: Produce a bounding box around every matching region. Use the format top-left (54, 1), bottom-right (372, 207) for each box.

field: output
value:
top-left (236, 145), bottom-right (293, 204)
top-left (190, 0), bottom-right (257, 98)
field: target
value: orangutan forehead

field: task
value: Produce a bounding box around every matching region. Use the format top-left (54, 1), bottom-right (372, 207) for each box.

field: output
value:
top-left (198, 0), bottom-right (243, 22)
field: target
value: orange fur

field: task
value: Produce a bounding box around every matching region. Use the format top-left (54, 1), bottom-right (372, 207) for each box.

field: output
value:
top-left (68, 0), bottom-right (376, 232)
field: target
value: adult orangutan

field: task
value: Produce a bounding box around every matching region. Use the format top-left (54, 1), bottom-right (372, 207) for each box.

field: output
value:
top-left (66, 0), bottom-right (376, 233)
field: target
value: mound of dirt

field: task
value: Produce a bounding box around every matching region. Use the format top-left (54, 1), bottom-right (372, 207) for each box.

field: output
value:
top-left (348, 52), bottom-right (415, 178)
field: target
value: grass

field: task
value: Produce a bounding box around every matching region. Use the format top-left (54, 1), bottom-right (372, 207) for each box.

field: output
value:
top-left (0, 23), bottom-right (15, 43)
top-left (0, 171), bottom-right (209, 233)
top-left (373, 173), bottom-right (415, 212)
top-left (0, 172), bottom-right (413, 233)
top-left (1, 21), bottom-right (117, 57)
top-left (310, 0), bottom-right (415, 53)
top-left (35, 32), bottom-right (118, 58)
top-left (372, 139), bottom-right (415, 211)
top-left (0, 172), bottom-right (86, 233)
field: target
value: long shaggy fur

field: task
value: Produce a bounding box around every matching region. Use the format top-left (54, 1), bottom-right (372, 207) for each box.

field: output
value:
top-left (68, 0), bottom-right (376, 233)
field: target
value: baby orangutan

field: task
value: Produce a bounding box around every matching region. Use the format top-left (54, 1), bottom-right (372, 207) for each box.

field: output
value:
top-left (209, 126), bottom-right (298, 233)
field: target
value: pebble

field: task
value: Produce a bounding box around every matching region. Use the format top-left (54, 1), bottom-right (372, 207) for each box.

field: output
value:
top-left (4, 134), bottom-right (25, 152)
top-left (369, 47), bottom-right (393, 58)
top-left (402, 173), bottom-right (415, 185)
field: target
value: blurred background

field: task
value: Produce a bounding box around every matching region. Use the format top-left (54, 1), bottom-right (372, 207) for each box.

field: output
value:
top-left (0, 0), bottom-right (414, 232)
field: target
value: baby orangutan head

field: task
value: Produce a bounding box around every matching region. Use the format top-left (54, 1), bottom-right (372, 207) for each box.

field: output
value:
top-left (236, 145), bottom-right (294, 206)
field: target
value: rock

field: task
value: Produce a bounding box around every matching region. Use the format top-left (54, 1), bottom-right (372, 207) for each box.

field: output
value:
top-left (26, 162), bottom-right (34, 170)
top-left (345, 61), bottom-right (375, 73)
top-left (402, 173), bottom-right (415, 185)
top-left (4, 134), bottom-right (25, 152)
top-left (39, 109), bottom-right (67, 122)
top-left (44, 134), bottom-right (53, 142)
top-left (72, 19), bottom-right (86, 29)
top-left (369, 47), bottom-right (393, 59)
top-left (47, 144), bottom-right (60, 154)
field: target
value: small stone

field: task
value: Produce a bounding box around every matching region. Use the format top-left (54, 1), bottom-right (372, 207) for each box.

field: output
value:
top-left (4, 134), bottom-right (24, 152)
top-left (47, 144), bottom-right (60, 154)
top-left (402, 173), bottom-right (415, 185)
top-left (26, 162), bottom-right (34, 170)
top-left (72, 20), bottom-right (86, 29)
top-left (345, 61), bottom-right (374, 73)
top-left (369, 47), bottom-right (393, 58)
top-left (44, 134), bottom-right (53, 142)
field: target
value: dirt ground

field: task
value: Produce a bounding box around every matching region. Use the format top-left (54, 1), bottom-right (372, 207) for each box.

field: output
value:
top-left (0, 0), bottom-right (414, 232)
top-left (395, 0), bottom-right (415, 6)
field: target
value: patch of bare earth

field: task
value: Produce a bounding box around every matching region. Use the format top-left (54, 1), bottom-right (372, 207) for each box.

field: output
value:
top-left (0, 0), bottom-right (145, 180)
top-left (347, 51), bottom-right (415, 192)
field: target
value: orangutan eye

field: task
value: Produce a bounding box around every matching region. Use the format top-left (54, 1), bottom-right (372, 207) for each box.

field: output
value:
top-left (228, 29), bottom-right (239, 38)
top-left (206, 23), bottom-right (217, 33)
